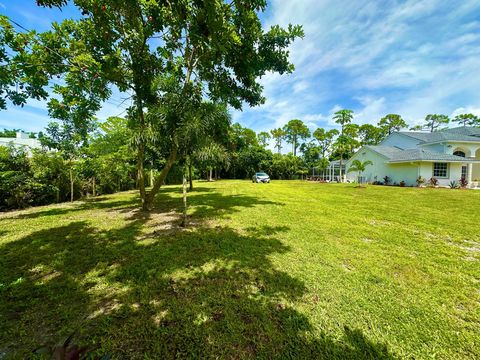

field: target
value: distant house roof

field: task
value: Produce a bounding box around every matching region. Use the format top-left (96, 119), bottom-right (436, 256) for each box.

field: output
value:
top-left (397, 126), bottom-right (480, 144)
top-left (0, 131), bottom-right (42, 150)
top-left (365, 145), bottom-right (480, 163)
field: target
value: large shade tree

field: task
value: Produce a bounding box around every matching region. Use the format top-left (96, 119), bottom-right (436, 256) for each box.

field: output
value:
top-left (378, 114), bottom-right (407, 136)
top-left (1, 0), bottom-right (303, 210)
top-left (312, 128), bottom-right (338, 158)
top-left (270, 127), bottom-right (286, 154)
top-left (283, 119), bottom-right (310, 156)
top-left (452, 113), bottom-right (479, 127)
top-left (423, 114), bottom-right (450, 132)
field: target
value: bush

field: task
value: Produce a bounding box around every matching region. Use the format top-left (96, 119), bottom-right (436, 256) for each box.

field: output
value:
top-left (429, 177), bottom-right (439, 187)
top-left (416, 176), bottom-right (425, 187)
top-left (459, 177), bottom-right (468, 188)
top-left (449, 181), bottom-right (459, 189)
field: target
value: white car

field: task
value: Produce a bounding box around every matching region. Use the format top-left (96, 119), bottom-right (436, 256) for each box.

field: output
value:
top-left (252, 172), bottom-right (270, 183)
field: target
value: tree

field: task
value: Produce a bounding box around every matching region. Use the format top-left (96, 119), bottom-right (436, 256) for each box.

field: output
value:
top-left (283, 119), bottom-right (310, 156)
top-left (331, 110), bottom-right (356, 181)
top-left (452, 113), bottom-right (479, 127)
top-left (40, 120), bottom-right (93, 202)
top-left (358, 124), bottom-right (383, 145)
top-left (270, 128), bottom-right (286, 154)
top-left (378, 114), bottom-right (407, 136)
top-left (2, 1), bottom-right (303, 211)
top-left (257, 131), bottom-right (271, 148)
top-left (313, 128), bottom-right (338, 159)
top-left (333, 109), bottom-right (354, 132)
top-left (347, 159), bottom-right (373, 185)
top-left (300, 141), bottom-right (320, 169)
top-left (410, 125), bottom-right (423, 131)
top-left (423, 114), bottom-right (449, 132)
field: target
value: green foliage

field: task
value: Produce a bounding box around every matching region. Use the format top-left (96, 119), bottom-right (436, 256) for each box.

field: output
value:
top-left (257, 131), bottom-right (271, 148)
top-left (452, 113), bottom-right (479, 127)
top-left (270, 127), bottom-right (286, 154)
top-left (358, 124), bottom-right (383, 145)
top-left (333, 109), bottom-right (354, 129)
top-left (283, 119), bottom-right (310, 156)
top-left (378, 114), bottom-right (407, 136)
top-left (423, 114), bottom-right (450, 132)
top-left (313, 128), bottom-right (338, 158)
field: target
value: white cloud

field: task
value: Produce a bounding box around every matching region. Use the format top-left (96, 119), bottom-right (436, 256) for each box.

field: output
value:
top-left (233, 0), bottom-right (480, 131)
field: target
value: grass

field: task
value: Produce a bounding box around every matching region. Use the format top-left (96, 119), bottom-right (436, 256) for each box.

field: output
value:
top-left (0, 180), bottom-right (479, 359)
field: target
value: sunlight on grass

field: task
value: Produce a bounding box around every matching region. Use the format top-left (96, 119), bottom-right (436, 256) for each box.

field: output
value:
top-left (0, 181), bottom-right (479, 359)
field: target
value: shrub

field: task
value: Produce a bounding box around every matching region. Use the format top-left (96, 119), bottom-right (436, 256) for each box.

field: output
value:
top-left (399, 181), bottom-right (406, 187)
top-left (383, 176), bottom-right (391, 185)
top-left (449, 181), bottom-right (459, 189)
top-left (429, 177), bottom-right (439, 186)
top-left (416, 176), bottom-right (425, 187)
top-left (459, 177), bottom-right (468, 188)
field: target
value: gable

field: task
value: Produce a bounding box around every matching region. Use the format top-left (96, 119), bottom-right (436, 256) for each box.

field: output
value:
top-left (380, 132), bottom-right (422, 149)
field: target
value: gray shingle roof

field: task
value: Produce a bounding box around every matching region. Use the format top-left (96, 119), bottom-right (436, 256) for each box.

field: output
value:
top-left (366, 145), bottom-right (479, 163)
top-left (444, 126), bottom-right (480, 136)
top-left (398, 126), bottom-right (480, 144)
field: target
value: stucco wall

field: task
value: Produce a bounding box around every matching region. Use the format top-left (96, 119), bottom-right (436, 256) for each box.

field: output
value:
top-left (345, 148), bottom-right (419, 185)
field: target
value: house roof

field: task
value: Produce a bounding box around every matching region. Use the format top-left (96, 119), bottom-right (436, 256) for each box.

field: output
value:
top-left (398, 126), bottom-right (480, 144)
top-left (365, 145), bottom-right (479, 163)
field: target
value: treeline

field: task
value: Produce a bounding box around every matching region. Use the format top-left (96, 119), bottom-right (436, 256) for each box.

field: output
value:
top-left (3, 108), bottom-right (478, 210)
top-left (0, 117), bottom-right (137, 210)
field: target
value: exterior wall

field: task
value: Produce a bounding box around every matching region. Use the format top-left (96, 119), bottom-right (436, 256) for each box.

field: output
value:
top-left (418, 162), bottom-right (464, 187)
top-left (345, 148), bottom-right (404, 184)
top-left (443, 142), bottom-right (480, 158)
top-left (380, 133), bottom-right (421, 149)
top-left (386, 163), bottom-right (419, 186)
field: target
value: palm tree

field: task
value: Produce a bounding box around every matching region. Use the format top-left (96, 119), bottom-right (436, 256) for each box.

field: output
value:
top-left (347, 159), bottom-right (373, 186)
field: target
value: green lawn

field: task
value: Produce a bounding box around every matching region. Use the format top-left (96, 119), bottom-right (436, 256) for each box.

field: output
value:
top-left (0, 181), bottom-right (479, 359)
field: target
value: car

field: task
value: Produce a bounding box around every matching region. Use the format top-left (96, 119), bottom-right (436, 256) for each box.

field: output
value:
top-left (252, 172), bottom-right (270, 183)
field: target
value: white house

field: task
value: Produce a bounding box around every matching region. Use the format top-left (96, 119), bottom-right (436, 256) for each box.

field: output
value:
top-left (346, 126), bottom-right (480, 187)
top-left (0, 131), bottom-right (42, 154)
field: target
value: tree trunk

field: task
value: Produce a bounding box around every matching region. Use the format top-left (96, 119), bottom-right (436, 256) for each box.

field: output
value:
top-left (188, 162), bottom-right (193, 191)
top-left (56, 179), bottom-right (60, 203)
top-left (137, 141), bottom-right (147, 206)
top-left (143, 146), bottom-right (177, 210)
top-left (92, 176), bottom-right (96, 197)
top-left (69, 166), bottom-right (74, 202)
top-left (209, 168), bottom-right (213, 182)
top-left (181, 173), bottom-right (187, 227)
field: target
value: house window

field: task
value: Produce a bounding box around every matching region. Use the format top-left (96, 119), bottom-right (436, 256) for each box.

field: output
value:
top-left (462, 165), bottom-right (468, 179)
top-left (433, 163), bottom-right (448, 178)
top-left (453, 150), bottom-right (466, 157)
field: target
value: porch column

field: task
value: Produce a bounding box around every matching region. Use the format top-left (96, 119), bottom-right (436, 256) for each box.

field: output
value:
top-left (468, 163), bottom-right (473, 185)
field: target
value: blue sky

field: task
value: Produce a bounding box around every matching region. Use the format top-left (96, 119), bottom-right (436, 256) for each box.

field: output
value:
top-left (1, 0), bottom-right (480, 134)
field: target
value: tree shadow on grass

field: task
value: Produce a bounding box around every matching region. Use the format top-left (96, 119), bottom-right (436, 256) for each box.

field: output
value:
top-left (2, 196), bottom-right (141, 220)
top-left (0, 189), bottom-right (398, 359)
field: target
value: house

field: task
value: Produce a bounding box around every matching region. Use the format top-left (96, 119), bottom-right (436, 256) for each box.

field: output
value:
top-left (345, 126), bottom-right (480, 188)
top-left (0, 131), bottom-right (42, 154)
